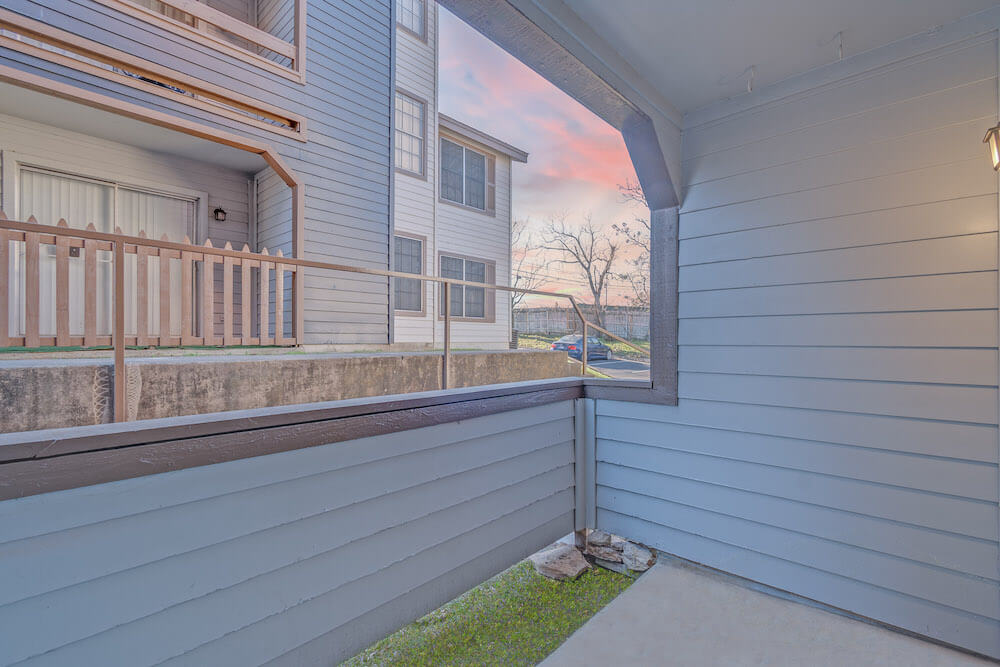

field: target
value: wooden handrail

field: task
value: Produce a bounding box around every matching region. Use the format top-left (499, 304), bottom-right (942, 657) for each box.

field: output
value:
top-left (155, 0), bottom-right (297, 60)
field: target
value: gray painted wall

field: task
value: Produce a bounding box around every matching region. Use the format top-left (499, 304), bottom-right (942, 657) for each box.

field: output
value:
top-left (594, 22), bottom-right (1000, 659)
top-left (0, 400), bottom-right (576, 665)
top-left (2, 0), bottom-right (393, 344)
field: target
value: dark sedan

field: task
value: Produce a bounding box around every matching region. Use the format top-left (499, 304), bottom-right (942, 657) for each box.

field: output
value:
top-left (550, 335), bottom-right (611, 360)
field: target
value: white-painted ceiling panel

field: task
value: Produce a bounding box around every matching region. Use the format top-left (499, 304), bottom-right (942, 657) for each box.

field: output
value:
top-left (569, 0), bottom-right (1000, 112)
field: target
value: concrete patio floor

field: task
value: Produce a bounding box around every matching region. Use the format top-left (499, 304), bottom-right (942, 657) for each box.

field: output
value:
top-left (542, 556), bottom-right (992, 666)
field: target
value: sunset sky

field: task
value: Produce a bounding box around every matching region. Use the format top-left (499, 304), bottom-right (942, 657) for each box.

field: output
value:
top-left (437, 7), bottom-right (643, 305)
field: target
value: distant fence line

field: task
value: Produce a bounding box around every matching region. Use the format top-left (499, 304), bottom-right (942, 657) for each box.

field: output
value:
top-left (514, 306), bottom-right (650, 340)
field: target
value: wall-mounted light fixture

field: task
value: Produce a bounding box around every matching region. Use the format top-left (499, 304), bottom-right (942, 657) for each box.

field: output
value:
top-left (984, 124), bottom-right (1000, 170)
top-left (213, 207), bottom-right (227, 222)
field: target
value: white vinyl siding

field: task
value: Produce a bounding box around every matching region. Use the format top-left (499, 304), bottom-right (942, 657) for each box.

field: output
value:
top-left (394, 92), bottom-right (425, 176)
top-left (394, 235), bottom-right (422, 312)
top-left (396, 0), bottom-right (425, 38)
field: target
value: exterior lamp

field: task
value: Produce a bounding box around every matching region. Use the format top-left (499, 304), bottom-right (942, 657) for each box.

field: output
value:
top-left (213, 207), bottom-right (227, 222)
top-left (985, 124), bottom-right (1000, 170)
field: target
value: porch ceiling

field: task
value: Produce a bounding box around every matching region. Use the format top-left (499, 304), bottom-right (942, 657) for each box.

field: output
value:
top-left (558, 0), bottom-right (1000, 112)
top-left (0, 81), bottom-right (267, 174)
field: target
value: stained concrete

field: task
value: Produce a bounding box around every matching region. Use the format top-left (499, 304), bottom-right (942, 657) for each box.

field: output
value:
top-left (0, 349), bottom-right (571, 432)
top-left (542, 557), bottom-right (992, 666)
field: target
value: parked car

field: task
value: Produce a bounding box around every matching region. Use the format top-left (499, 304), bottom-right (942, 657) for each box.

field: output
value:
top-left (550, 335), bottom-right (611, 360)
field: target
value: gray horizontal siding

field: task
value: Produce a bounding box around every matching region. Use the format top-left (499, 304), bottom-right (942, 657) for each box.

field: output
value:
top-left (0, 401), bottom-right (576, 665)
top-left (2, 0), bottom-right (393, 344)
top-left (595, 25), bottom-right (1000, 660)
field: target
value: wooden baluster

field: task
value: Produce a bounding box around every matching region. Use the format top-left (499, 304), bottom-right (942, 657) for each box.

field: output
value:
top-left (83, 223), bottom-right (98, 348)
top-left (54, 220), bottom-right (71, 347)
top-left (202, 239), bottom-right (218, 345)
top-left (181, 235), bottom-right (196, 345)
top-left (274, 249), bottom-right (284, 344)
top-left (223, 241), bottom-right (234, 346)
top-left (136, 231), bottom-right (150, 347)
top-left (0, 210), bottom-right (8, 347)
top-left (240, 243), bottom-right (252, 344)
top-left (159, 234), bottom-right (172, 345)
top-left (24, 216), bottom-right (39, 348)
top-left (259, 247), bottom-right (271, 345)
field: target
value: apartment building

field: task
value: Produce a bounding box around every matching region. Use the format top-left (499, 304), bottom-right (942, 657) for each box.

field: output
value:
top-left (392, 0), bottom-right (528, 349)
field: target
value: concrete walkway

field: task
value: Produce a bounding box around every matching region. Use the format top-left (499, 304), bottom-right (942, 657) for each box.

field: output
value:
top-left (542, 557), bottom-right (992, 666)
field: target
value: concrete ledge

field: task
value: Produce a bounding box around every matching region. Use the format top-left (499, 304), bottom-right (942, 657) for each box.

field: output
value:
top-left (0, 350), bottom-right (569, 432)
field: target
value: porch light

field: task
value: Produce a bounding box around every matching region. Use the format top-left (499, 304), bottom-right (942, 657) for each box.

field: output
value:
top-left (213, 207), bottom-right (227, 222)
top-left (984, 124), bottom-right (1000, 170)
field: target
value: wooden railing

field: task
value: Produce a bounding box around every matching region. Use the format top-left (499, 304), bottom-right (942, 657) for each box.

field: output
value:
top-left (0, 214), bottom-right (299, 351)
top-left (0, 216), bottom-right (650, 422)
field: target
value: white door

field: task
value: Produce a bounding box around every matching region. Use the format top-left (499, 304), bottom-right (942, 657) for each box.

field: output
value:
top-left (13, 168), bottom-right (196, 339)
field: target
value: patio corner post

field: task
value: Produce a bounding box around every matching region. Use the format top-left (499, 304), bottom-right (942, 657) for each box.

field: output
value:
top-left (442, 281), bottom-right (451, 389)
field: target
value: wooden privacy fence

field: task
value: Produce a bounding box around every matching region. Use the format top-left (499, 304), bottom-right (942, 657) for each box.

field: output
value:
top-left (0, 213), bottom-right (299, 349)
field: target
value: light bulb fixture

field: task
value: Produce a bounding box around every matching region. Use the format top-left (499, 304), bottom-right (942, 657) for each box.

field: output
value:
top-left (984, 124), bottom-right (1000, 171)
top-left (213, 207), bottom-right (227, 222)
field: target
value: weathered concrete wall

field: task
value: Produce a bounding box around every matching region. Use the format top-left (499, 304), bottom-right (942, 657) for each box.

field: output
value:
top-left (0, 351), bottom-right (571, 432)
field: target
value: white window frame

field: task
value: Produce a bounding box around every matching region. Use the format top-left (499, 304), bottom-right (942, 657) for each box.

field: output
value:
top-left (393, 233), bottom-right (425, 315)
top-left (439, 137), bottom-right (494, 214)
top-left (438, 253), bottom-right (494, 322)
top-left (394, 90), bottom-right (426, 178)
top-left (395, 0), bottom-right (426, 40)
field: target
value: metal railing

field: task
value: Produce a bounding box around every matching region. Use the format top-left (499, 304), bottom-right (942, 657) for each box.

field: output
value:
top-left (0, 216), bottom-right (650, 421)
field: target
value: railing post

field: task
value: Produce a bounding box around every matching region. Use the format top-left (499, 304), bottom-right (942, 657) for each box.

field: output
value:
top-left (442, 281), bottom-right (451, 390)
top-left (581, 320), bottom-right (588, 378)
top-left (113, 240), bottom-right (127, 422)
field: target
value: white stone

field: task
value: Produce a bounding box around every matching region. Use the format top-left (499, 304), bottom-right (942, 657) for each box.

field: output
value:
top-left (611, 535), bottom-right (628, 551)
top-left (622, 542), bottom-right (655, 571)
top-left (530, 544), bottom-right (590, 580)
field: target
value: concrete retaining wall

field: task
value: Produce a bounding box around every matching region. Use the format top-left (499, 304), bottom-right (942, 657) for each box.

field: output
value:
top-left (0, 350), bottom-right (571, 432)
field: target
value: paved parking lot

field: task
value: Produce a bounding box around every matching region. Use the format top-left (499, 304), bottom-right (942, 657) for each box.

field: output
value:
top-left (589, 358), bottom-right (651, 381)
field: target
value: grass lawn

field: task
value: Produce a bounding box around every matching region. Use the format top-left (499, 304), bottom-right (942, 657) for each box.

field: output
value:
top-left (342, 559), bottom-right (634, 666)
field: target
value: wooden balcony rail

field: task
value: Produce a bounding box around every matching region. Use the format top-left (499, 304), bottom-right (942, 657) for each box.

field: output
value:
top-left (0, 215), bottom-right (649, 422)
top-left (0, 213), bottom-right (299, 351)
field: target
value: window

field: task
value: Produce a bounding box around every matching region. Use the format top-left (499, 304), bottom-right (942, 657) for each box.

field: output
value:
top-left (439, 138), bottom-right (495, 213)
top-left (394, 235), bottom-right (423, 313)
top-left (439, 255), bottom-right (493, 319)
top-left (394, 92), bottom-right (425, 176)
top-left (396, 0), bottom-right (425, 39)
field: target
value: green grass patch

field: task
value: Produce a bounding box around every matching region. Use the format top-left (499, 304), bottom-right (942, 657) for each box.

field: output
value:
top-left (517, 334), bottom-right (650, 362)
top-left (343, 559), bottom-right (633, 666)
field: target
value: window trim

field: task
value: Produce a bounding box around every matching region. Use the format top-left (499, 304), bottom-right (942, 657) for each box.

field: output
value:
top-left (438, 135), bottom-right (497, 217)
top-left (393, 232), bottom-right (427, 317)
top-left (437, 251), bottom-right (496, 324)
top-left (90, 0), bottom-right (307, 83)
top-left (395, 0), bottom-right (428, 43)
top-left (393, 89), bottom-right (428, 180)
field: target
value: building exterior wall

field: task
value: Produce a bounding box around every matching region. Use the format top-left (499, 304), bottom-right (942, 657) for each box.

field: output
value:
top-left (594, 21), bottom-right (1000, 659)
top-left (0, 400), bottom-right (575, 665)
top-left (1, 0), bottom-right (394, 345)
top-left (392, 1), bottom-right (515, 350)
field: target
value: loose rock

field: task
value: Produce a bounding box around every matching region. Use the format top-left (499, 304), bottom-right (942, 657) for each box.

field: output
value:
top-left (594, 558), bottom-right (629, 575)
top-left (529, 544), bottom-right (590, 580)
top-left (584, 544), bottom-right (623, 563)
top-left (622, 542), bottom-right (655, 571)
top-left (610, 535), bottom-right (627, 552)
top-left (587, 530), bottom-right (612, 547)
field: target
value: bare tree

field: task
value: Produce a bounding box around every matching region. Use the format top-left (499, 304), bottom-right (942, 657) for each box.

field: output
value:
top-left (612, 178), bottom-right (651, 308)
top-left (541, 213), bottom-right (620, 327)
top-left (510, 217), bottom-right (547, 311)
